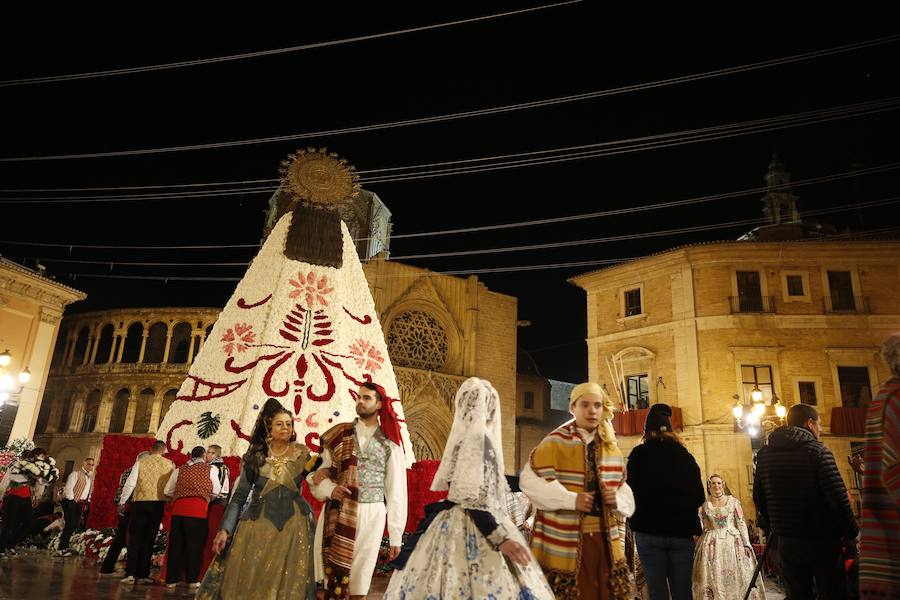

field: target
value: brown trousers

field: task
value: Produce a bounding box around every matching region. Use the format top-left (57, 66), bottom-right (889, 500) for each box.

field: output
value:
top-left (578, 532), bottom-right (611, 600)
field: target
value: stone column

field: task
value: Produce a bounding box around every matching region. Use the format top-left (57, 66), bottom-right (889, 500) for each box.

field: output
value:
top-left (95, 389), bottom-right (116, 433)
top-left (148, 392), bottom-right (164, 434)
top-left (107, 334), bottom-right (118, 364)
top-left (463, 276), bottom-right (479, 377)
top-left (8, 309), bottom-right (64, 441)
top-left (83, 335), bottom-right (95, 365)
top-left (162, 324), bottom-right (173, 363)
top-left (68, 390), bottom-right (88, 433)
top-left (88, 327), bottom-right (102, 364)
top-left (138, 330), bottom-right (149, 363)
top-left (44, 392), bottom-right (64, 434)
top-left (64, 334), bottom-right (77, 367)
top-left (115, 331), bottom-right (126, 363)
top-left (187, 332), bottom-right (198, 363)
top-left (123, 394), bottom-right (137, 433)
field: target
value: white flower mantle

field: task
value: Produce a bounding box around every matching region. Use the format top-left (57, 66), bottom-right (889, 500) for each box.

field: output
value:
top-left (157, 213), bottom-right (415, 465)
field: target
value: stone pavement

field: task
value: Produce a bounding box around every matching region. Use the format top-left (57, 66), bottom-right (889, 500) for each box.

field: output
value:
top-left (0, 549), bottom-right (785, 599)
top-left (0, 550), bottom-right (389, 599)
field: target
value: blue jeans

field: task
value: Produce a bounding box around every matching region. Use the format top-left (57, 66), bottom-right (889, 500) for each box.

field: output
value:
top-left (634, 532), bottom-right (695, 600)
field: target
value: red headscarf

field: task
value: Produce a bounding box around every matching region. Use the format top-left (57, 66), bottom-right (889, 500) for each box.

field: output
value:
top-left (371, 383), bottom-right (404, 450)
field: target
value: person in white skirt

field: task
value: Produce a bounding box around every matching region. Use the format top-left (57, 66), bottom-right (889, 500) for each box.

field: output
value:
top-left (384, 377), bottom-right (555, 600)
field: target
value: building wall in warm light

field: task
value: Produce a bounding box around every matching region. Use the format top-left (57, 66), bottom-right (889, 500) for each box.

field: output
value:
top-left (572, 240), bottom-right (900, 516)
top-left (0, 259), bottom-right (85, 446)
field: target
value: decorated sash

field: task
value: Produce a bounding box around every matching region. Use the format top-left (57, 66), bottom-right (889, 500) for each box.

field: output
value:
top-left (529, 420), bottom-right (630, 598)
top-left (320, 422), bottom-right (360, 599)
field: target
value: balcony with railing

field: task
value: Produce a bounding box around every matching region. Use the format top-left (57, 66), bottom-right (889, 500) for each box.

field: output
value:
top-left (729, 295), bottom-right (775, 314)
top-left (823, 295), bottom-right (870, 314)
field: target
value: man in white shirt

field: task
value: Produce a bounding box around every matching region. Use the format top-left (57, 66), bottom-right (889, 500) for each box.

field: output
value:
top-left (56, 457), bottom-right (94, 556)
top-left (307, 382), bottom-right (407, 600)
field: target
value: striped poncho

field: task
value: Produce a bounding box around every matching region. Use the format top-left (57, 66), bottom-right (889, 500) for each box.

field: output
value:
top-left (860, 377), bottom-right (900, 599)
top-left (529, 420), bottom-right (629, 598)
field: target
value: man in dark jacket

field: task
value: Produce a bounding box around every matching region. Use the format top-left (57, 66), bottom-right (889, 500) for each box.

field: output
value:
top-left (754, 404), bottom-right (858, 600)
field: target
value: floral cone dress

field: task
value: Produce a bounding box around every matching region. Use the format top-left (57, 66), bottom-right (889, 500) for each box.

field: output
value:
top-left (691, 496), bottom-right (766, 600)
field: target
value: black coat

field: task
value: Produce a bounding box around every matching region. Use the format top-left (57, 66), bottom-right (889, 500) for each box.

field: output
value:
top-left (627, 439), bottom-right (705, 537)
top-left (753, 426), bottom-right (858, 540)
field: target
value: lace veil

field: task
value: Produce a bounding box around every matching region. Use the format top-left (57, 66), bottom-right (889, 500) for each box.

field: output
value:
top-left (430, 377), bottom-right (511, 514)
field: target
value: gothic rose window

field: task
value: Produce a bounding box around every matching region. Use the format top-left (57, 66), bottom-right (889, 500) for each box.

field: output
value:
top-left (387, 311), bottom-right (448, 371)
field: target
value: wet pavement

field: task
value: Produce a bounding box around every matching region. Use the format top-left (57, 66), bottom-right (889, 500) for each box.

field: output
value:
top-left (0, 549), bottom-right (784, 599)
top-left (0, 550), bottom-right (389, 599)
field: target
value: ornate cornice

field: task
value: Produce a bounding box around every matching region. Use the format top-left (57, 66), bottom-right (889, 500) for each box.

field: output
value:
top-left (0, 260), bottom-right (86, 309)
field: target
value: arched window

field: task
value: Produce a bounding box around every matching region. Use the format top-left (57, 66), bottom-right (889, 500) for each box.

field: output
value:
top-left (168, 322), bottom-right (192, 363)
top-left (160, 389), bottom-right (178, 422)
top-left (120, 322), bottom-right (144, 363)
top-left (58, 392), bottom-right (75, 432)
top-left (72, 327), bottom-right (90, 365)
top-left (81, 390), bottom-right (101, 432)
top-left (387, 311), bottom-right (449, 371)
top-left (132, 388), bottom-right (154, 433)
top-left (144, 322), bottom-right (168, 364)
top-left (51, 328), bottom-right (68, 367)
top-left (35, 392), bottom-right (53, 433)
top-left (93, 324), bottom-right (115, 364)
top-left (109, 388), bottom-right (131, 433)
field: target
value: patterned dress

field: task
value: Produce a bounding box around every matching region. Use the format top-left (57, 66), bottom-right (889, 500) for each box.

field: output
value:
top-left (860, 377), bottom-right (900, 598)
top-left (691, 496), bottom-right (765, 600)
top-left (383, 503), bottom-right (554, 599)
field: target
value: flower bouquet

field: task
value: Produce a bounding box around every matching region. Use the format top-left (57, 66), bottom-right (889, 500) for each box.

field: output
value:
top-left (8, 454), bottom-right (60, 485)
top-left (49, 528), bottom-right (118, 559)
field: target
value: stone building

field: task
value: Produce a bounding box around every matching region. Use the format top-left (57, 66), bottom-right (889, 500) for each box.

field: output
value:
top-left (571, 239), bottom-right (900, 515)
top-left (0, 258), bottom-right (85, 446)
top-left (33, 308), bottom-right (220, 475)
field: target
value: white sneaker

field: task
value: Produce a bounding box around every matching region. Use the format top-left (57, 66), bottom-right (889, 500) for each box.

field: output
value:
top-left (165, 583), bottom-right (178, 589)
top-left (188, 582), bottom-right (201, 589)
top-left (121, 576), bottom-right (135, 584)
top-left (137, 577), bottom-right (156, 585)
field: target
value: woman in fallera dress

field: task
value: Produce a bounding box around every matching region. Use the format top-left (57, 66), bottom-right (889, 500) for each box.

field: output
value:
top-left (691, 475), bottom-right (766, 600)
top-left (197, 398), bottom-right (318, 600)
top-left (384, 377), bottom-right (554, 600)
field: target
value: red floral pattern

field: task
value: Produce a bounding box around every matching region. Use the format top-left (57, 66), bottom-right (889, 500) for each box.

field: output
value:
top-left (348, 339), bottom-right (385, 372)
top-left (289, 272), bottom-right (334, 309)
top-left (220, 322), bottom-right (255, 356)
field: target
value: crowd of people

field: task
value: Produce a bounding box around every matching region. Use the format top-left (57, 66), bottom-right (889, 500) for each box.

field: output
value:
top-left (0, 332), bottom-right (898, 599)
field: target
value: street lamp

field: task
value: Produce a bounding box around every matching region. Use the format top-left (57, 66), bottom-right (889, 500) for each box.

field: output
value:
top-left (0, 350), bottom-right (30, 407)
top-left (732, 389), bottom-right (787, 439)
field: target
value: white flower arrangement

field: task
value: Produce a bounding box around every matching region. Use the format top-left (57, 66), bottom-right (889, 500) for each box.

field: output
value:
top-left (157, 215), bottom-right (414, 464)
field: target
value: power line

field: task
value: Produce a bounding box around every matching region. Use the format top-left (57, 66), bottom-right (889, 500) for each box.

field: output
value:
top-left (2, 33), bottom-right (897, 162)
top-left (3, 97), bottom-right (899, 205)
top-left (17, 195), bottom-right (900, 269)
top-left (44, 224), bottom-right (900, 283)
top-left (2, 161), bottom-right (898, 251)
top-left (0, 2), bottom-right (582, 88)
top-left (361, 98), bottom-right (900, 184)
top-left (389, 196), bottom-right (900, 260)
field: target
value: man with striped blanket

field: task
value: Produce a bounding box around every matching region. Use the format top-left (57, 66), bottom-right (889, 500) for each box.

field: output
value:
top-left (521, 382), bottom-right (635, 599)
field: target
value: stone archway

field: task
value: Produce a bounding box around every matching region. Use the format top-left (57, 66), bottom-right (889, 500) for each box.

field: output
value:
top-left (402, 381), bottom-right (453, 463)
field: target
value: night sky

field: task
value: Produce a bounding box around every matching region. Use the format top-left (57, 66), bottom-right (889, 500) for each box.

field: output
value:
top-left (2, 3), bottom-right (899, 383)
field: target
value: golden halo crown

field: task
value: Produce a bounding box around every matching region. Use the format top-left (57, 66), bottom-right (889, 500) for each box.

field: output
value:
top-left (279, 148), bottom-right (361, 206)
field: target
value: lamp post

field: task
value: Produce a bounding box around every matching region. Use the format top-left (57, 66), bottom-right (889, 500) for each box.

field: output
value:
top-left (732, 386), bottom-right (786, 439)
top-left (0, 349), bottom-right (31, 406)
